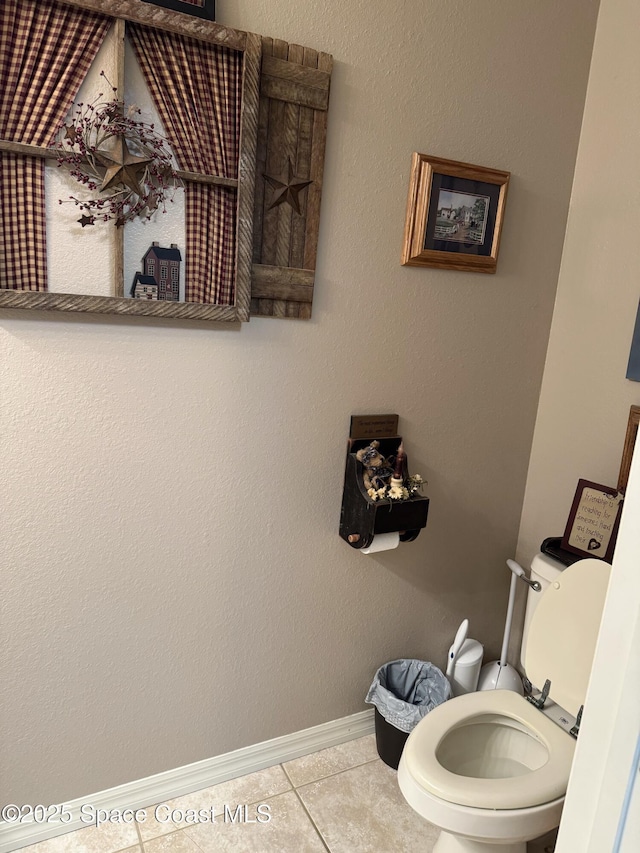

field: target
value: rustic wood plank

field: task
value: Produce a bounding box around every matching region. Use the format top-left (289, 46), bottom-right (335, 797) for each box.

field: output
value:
top-left (286, 302), bottom-right (300, 318)
top-left (261, 55), bottom-right (330, 91)
top-left (298, 302), bottom-right (312, 320)
top-left (0, 140), bottom-right (64, 159)
top-left (271, 42), bottom-right (301, 316)
top-left (275, 56), bottom-right (299, 266)
top-left (252, 36), bottom-right (272, 263)
top-left (290, 46), bottom-right (315, 270)
top-left (303, 51), bottom-right (332, 270)
top-left (618, 406), bottom-right (640, 493)
top-left (234, 30), bottom-right (261, 322)
top-left (0, 141), bottom-right (238, 188)
top-left (176, 170), bottom-right (237, 188)
top-left (251, 264), bottom-right (314, 301)
top-left (260, 75), bottom-right (329, 111)
top-left (56, 0), bottom-right (246, 50)
top-left (260, 39), bottom-right (288, 268)
top-left (113, 18), bottom-right (126, 298)
top-left (0, 289), bottom-right (238, 321)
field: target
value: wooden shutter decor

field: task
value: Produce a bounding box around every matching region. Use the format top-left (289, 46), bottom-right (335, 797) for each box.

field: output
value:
top-left (251, 37), bottom-right (332, 319)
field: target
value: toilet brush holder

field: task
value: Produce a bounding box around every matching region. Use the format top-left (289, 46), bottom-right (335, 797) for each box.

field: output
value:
top-left (477, 660), bottom-right (523, 693)
top-left (449, 638), bottom-right (483, 696)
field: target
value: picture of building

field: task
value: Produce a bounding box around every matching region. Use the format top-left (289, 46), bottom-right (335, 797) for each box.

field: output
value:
top-left (130, 242), bottom-right (182, 300)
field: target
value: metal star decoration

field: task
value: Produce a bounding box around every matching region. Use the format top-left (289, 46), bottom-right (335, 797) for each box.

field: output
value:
top-left (94, 135), bottom-right (152, 197)
top-left (264, 159), bottom-right (313, 215)
top-left (78, 214), bottom-right (95, 227)
top-left (57, 93), bottom-right (181, 227)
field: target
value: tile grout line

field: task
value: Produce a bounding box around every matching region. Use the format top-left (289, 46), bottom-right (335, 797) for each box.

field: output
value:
top-left (283, 768), bottom-right (332, 853)
top-left (167, 825), bottom-right (208, 853)
top-left (286, 756), bottom-right (382, 791)
top-left (134, 817), bottom-right (144, 849)
top-left (116, 754), bottom-right (382, 851)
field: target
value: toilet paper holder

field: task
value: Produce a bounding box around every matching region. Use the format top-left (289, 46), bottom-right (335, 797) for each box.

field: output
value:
top-left (339, 431), bottom-right (429, 550)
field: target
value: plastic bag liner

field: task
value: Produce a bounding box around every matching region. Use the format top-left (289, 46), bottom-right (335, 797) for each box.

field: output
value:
top-left (365, 659), bottom-right (451, 734)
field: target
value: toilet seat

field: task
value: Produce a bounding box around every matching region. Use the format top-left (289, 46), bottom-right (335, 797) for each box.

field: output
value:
top-left (403, 690), bottom-right (575, 809)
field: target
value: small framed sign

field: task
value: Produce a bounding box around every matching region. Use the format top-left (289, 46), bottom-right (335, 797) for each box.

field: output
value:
top-left (349, 414), bottom-right (400, 441)
top-left (561, 479), bottom-right (623, 561)
top-left (141, 0), bottom-right (215, 19)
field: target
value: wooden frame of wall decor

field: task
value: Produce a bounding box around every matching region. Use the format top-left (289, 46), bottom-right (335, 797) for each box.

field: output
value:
top-left (0, 0), bottom-right (260, 323)
top-left (140, 0), bottom-right (215, 20)
top-left (617, 405), bottom-right (640, 494)
top-left (401, 153), bottom-right (510, 274)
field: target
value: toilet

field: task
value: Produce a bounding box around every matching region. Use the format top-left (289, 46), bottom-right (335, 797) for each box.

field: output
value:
top-left (398, 554), bottom-right (611, 853)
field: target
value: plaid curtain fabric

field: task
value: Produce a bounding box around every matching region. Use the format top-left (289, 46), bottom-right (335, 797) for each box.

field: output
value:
top-left (129, 25), bottom-right (242, 305)
top-left (0, 0), bottom-right (109, 291)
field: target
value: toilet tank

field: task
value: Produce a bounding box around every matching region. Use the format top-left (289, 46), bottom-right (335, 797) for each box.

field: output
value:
top-left (520, 552), bottom-right (566, 674)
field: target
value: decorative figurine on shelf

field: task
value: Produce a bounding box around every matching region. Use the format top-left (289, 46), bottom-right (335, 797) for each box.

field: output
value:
top-left (355, 441), bottom-right (393, 492)
top-left (387, 441), bottom-right (410, 500)
top-left (340, 431), bottom-right (430, 549)
top-left (131, 242), bottom-right (182, 301)
top-left (357, 440), bottom-right (426, 502)
top-left (131, 272), bottom-right (158, 300)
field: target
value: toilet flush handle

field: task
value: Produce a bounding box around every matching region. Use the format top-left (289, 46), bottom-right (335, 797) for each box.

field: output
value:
top-left (506, 559), bottom-right (541, 592)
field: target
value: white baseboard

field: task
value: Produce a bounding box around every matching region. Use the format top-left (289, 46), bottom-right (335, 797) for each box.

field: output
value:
top-left (0, 709), bottom-right (374, 853)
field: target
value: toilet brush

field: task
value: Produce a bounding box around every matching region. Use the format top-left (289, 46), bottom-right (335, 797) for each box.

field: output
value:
top-left (477, 559), bottom-right (525, 694)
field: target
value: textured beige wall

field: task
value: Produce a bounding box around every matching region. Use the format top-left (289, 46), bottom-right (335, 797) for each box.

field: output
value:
top-left (516, 0), bottom-right (640, 570)
top-left (0, 0), bottom-right (598, 804)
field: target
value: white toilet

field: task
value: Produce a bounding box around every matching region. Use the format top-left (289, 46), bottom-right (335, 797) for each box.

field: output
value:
top-left (398, 554), bottom-right (611, 852)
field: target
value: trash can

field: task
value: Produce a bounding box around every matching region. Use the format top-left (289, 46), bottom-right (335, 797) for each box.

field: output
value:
top-left (365, 659), bottom-right (451, 769)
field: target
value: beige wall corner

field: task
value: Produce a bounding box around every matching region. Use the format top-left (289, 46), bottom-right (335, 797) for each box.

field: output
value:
top-left (516, 0), bottom-right (640, 569)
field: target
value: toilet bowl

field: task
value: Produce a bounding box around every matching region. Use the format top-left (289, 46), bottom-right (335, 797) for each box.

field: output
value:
top-left (398, 556), bottom-right (611, 852)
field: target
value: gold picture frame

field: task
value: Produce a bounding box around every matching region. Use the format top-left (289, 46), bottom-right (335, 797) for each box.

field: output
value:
top-left (401, 153), bottom-right (510, 274)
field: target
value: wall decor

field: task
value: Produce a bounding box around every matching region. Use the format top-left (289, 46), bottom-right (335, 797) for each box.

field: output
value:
top-left (57, 85), bottom-right (182, 227)
top-left (625, 299), bottom-right (640, 381)
top-left (250, 36), bottom-right (332, 319)
top-left (141, 0), bottom-right (215, 20)
top-left (0, 0), bottom-right (333, 323)
top-left (617, 405), bottom-right (640, 494)
top-left (339, 420), bottom-right (429, 551)
top-left (561, 478), bottom-right (623, 562)
top-left (401, 153), bottom-right (510, 273)
top-left (0, 0), bottom-right (259, 321)
top-left (131, 242), bottom-right (182, 299)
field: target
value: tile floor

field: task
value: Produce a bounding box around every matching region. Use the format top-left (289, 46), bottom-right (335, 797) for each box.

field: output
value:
top-left (19, 736), bottom-right (558, 853)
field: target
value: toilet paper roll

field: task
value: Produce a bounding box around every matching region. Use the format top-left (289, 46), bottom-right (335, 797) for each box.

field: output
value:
top-left (360, 532), bottom-right (400, 554)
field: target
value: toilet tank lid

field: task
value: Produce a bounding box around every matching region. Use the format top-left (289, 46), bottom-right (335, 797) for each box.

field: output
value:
top-left (524, 557), bottom-right (611, 716)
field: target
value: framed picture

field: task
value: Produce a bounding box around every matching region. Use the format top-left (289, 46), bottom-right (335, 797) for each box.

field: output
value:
top-left (561, 479), bottom-right (623, 561)
top-left (141, 0), bottom-right (215, 20)
top-left (401, 153), bottom-right (510, 273)
top-left (625, 300), bottom-right (640, 381)
top-left (617, 405), bottom-right (640, 493)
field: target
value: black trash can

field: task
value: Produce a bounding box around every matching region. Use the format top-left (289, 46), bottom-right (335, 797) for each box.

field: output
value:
top-left (366, 659), bottom-right (451, 769)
